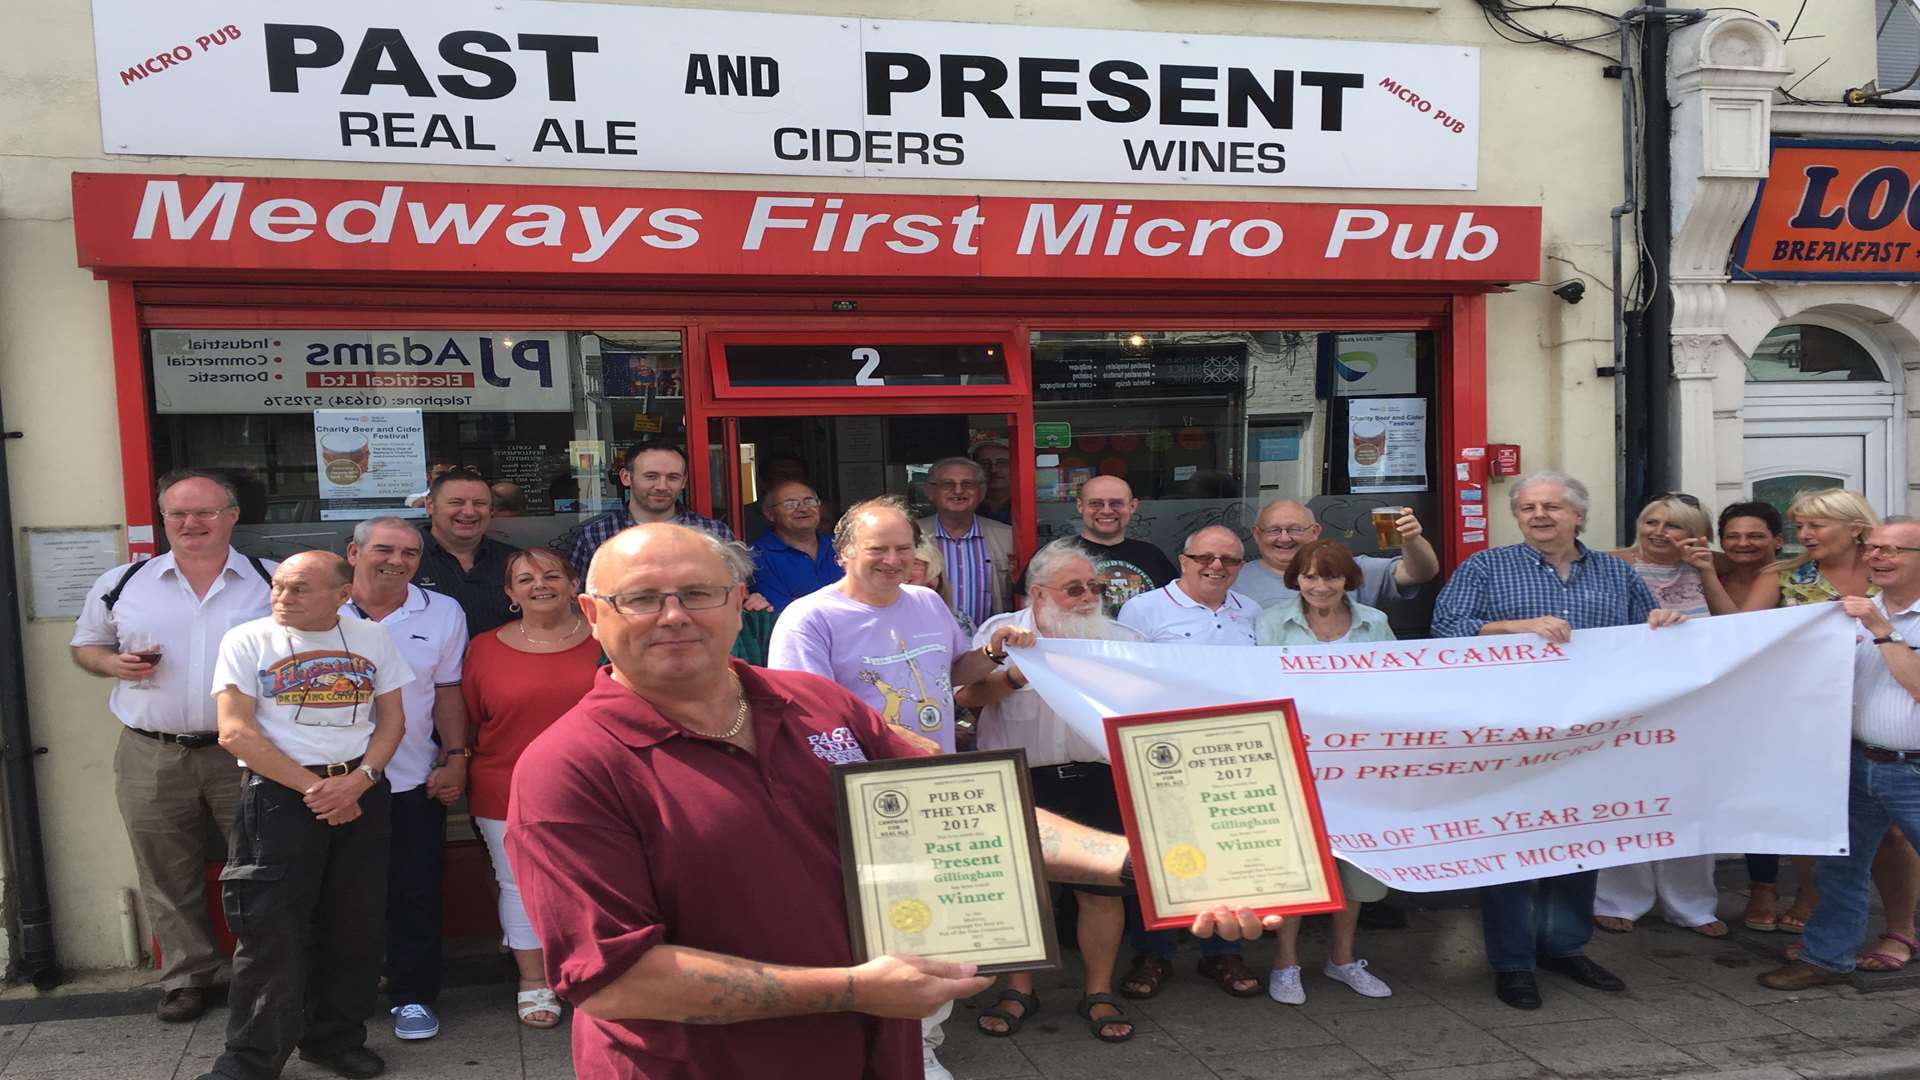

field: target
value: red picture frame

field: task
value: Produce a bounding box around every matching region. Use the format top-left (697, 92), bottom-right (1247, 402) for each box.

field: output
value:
top-left (1104, 699), bottom-right (1345, 930)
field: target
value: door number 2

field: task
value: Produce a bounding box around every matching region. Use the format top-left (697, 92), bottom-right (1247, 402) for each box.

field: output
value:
top-left (853, 347), bottom-right (884, 386)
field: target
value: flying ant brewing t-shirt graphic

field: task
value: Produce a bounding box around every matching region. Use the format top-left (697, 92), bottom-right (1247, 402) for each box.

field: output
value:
top-left (212, 618), bottom-right (413, 768)
top-left (263, 650), bottom-right (378, 721)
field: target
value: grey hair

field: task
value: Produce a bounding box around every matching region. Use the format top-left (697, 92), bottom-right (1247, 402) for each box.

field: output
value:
top-left (351, 515), bottom-right (420, 548)
top-left (1025, 538), bottom-right (1097, 590)
top-left (834, 495), bottom-right (914, 556)
top-left (1509, 470), bottom-right (1590, 518)
top-left (583, 523), bottom-right (754, 593)
top-left (1181, 524), bottom-right (1242, 554)
top-left (927, 456), bottom-right (987, 485)
top-left (156, 468), bottom-right (238, 508)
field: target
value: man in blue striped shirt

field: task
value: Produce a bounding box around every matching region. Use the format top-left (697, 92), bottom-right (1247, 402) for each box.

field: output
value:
top-left (1433, 470), bottom-right (1684, 1012)
top-left (915, 456), bottom-right (1014, 629)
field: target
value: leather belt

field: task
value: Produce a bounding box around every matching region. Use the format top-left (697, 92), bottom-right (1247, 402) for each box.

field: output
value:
top-left (128, 727), bottom-right (219, 750)
top-left (1857, 742), bottom-right (1920, 764)
top-left (304, 756), bottom-right (365, 778)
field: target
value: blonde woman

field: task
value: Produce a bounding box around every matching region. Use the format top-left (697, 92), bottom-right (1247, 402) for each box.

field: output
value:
top-left (1594, 494), bottom-right (1734, 936)
top-left (909, 536), bottom-right (977, 639)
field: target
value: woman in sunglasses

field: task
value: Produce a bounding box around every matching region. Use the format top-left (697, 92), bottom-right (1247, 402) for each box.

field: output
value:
top-left (1252, 539), bottom-right (1397, 1004)
top-left (1592, 494), bottom-right (1733, 938)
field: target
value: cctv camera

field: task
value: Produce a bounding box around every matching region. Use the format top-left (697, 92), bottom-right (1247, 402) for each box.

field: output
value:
top-left (1552, 281), bottom-right (1586, 304)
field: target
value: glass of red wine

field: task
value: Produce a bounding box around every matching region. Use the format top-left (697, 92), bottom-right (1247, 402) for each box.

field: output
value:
top-left (127, 633), bottom-right (163, 690)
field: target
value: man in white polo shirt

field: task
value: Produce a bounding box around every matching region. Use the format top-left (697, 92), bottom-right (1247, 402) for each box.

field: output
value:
top-left (69, 469), bottom-right (276, 1024)
top-left (342, 517), bottom-right (470, 1042)
top-left (1762, 515), bottom-right (1920, 991)
top-left (1113, 524), bottom-right (1263, 998)
top-left (201, 551), bottom-right (410, 1080)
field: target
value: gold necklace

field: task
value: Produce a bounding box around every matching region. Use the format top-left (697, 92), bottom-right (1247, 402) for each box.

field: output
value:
top-left (518, 615), bottom-right (583, 645)
top-left (685, 675), bottom-right (751, 741)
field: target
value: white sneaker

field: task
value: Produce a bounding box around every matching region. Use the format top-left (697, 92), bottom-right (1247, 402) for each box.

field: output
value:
top-left (1267, 964), bottom-right (1305, 1005)
top-left (922, 1045), bottom-right (955, 1080)
top-left (1324, 958), bottom-right (1393, 998)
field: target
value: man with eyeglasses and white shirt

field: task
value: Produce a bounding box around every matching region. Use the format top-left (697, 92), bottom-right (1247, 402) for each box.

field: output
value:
top-left (750, 481), bottom-right (842, 614)
top-left (915, 456), bottom-right (1015, 628)
top-left (71, 469), bottom-right (277, 1025)
top-left (1235, 499), bottom-right (1439, 612)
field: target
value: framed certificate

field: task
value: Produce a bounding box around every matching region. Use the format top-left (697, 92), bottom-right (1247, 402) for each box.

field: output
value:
top-left (833, 749), bottom-right (1060, 975)
top-left (1105, 700), bottom-right (1344, 930)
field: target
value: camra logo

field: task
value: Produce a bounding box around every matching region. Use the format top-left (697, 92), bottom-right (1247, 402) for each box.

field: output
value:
top-left (1146, 742), bottom-right (1181, 769)
top-left (261, 651), bottom-right (376, 707)
top-left (873, 790), bottom-right (909, 818)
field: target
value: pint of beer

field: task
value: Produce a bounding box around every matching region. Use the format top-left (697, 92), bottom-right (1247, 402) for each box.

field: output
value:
top-left (320, 433), bottom-right (371, 485)
top-left (1372, 507), bottom-right (1403, 549)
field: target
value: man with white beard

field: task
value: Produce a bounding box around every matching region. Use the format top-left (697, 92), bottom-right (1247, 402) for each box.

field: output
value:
top-left (957, 539), bottom-right (1141, 1044)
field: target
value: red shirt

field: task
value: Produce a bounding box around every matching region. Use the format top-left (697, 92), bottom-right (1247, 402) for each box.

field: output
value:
top-left (460, 630), bottom-right (600, 820)
top-left (506, 659), bottom-right (928, 1080)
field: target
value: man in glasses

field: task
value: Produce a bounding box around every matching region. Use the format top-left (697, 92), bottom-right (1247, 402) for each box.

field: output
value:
top-left (415, 466), bottom-right (520, 636)
top-left (958, 538), bottom-right (1142, 1043)
top-left (507, 522), bottom-right (1271, 1079)
top-left (1763, 516), bottom-right (1920, 991)
top-left (749, 480), bottom-right (842, 614)
top-left (916, 456), bottom-right (1015, 629)
top-left (1114, 525), bottom-right (1265, 999)
top-left (1065, 475), bottom-right (1176, 617)
top-left (71, 469), bottom-right (276, 1023)
top-left (1236, 499), bottom-right (1440, 613)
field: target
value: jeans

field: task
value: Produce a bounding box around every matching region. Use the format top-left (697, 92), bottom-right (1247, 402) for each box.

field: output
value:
top-left (384, 786), bottom-right (445, 1007)
top-left (1479, 871), bottom-right (1598, 972)
top-left (211, 771), bottom-right (390, 1080)
top-left (1802, 745), bottom-right (1920, 973)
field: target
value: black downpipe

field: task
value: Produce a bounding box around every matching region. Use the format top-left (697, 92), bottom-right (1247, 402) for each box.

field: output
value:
top-left (1638, 0), bottom-right (1676, 529)
top-left (0, 402), bottom-right (60, 990)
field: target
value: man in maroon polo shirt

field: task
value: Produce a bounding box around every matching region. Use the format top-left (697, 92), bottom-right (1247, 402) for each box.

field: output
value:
top-left (507, 523), bottom-right (1272, 1079)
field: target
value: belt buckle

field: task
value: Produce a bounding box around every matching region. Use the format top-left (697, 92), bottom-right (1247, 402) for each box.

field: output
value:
top-left (320, 762), bottom-right (350, 777)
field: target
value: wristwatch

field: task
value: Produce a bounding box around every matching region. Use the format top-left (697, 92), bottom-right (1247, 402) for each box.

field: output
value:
top-left (1875, 632), bottom-right (1906, 646)
top-left (358, 764), bottom-right (384, 784)
top-left (436, 747), bottom-right (472, 767)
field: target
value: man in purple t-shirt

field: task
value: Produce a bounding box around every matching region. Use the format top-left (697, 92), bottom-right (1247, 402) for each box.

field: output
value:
top-left (767, 495), bottom-right (1029, 1078)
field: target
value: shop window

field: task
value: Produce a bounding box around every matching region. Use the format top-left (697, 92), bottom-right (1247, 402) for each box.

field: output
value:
top-left (146, 329), bottom-right (685, 559)
top-left (1744, 324), bottom-right (1885, 383)
top-left (1030, 329), bottom-right (1438, 559)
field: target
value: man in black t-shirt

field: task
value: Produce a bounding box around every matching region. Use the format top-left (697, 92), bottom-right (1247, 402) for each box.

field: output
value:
top-left (1030, 475), bottom-right (1175, 617)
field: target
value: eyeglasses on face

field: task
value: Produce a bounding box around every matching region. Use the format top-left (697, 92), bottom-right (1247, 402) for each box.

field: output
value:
top-left (771, 496), bottom-right (822, 511)
top-left (588, 584), bottom-right (735, 615)
top-left (1082, 499), bottom-right (1132, 511)
top-left (1255, 525), bottom-right (1315, 539)
top-left (1038, 579), bottom-right (1107, 599)
top-left (1182, 552), bottom-right (1245, 567)
top-left (160, 506), bottom-right (235, 523)
top-left (930, 480), bottom-right (982, 491)
top-left (1863, 543), bottom-right (1920, 557)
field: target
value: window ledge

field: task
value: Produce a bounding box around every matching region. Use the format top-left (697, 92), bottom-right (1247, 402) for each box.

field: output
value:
top-left (1217, 0), bottom-right (1441, 11)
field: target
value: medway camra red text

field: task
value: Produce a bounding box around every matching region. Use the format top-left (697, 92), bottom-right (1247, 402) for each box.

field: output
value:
top-left (72, 173), bottom-right (1541, 282)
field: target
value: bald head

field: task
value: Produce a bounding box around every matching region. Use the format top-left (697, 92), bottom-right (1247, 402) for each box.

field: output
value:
top-left (270, 550), bottom-right (354, 630)
top-left (1177, 524), bottom-right (1246, 608)
top-left (581, 523), bottom-right (751, 695)
top-left (1077, 474), bottom-right (1139, 544)
top-left (1254, 498), bottom-right (1322, 571)
top-left (586, 523), bottom-right (751, 595)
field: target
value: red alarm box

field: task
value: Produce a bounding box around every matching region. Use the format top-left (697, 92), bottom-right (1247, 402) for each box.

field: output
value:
top-left (1489, 444), bottom-right (1522, 477)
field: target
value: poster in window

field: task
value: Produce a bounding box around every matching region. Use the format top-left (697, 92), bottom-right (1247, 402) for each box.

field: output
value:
top-left (1347, 399), bottom-right (1427, 494)
top-left (1330, 333), bottom-right (1419, 397)
top-left (315, 409), bottom-right (428, 520)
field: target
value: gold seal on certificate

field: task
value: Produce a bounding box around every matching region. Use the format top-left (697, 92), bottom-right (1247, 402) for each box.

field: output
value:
top-left (832, 750), bottom-right (1060, 975)
top-left (1106, 700), bottom-right (1343, 929)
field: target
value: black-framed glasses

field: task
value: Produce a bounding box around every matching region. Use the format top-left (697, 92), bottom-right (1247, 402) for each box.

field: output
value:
top-left (589, 584), bottom-right (735, 615)
top-left (1182, 552), bottom-right (1245, 567)
top-left (1863, 543), bottom-right (1920, 557)
top-left (1037, 579), bottom-right (1108, 600)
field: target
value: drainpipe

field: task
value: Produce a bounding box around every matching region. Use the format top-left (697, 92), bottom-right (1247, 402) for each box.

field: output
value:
top-left (1610, 15), bottom-right (1639, 541)
top-left (1641, 0), bottom-right (1677, 523)
top-left (0, 398), bottom-right (60, 990)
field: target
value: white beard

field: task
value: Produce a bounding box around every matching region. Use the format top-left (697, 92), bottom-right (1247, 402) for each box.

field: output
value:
top-left (1035, 606), bottom-right (1126, 641)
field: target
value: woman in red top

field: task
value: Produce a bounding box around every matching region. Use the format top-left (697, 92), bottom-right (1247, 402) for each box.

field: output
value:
top-left (462, 546), bottom-right (600, 1028)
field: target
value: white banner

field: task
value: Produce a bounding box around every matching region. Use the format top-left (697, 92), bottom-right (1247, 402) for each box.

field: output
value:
top-left (149, 330), bottom-right (573, 414)
top-left (92, 0), bottom-right (1479, 190)
top-left (1011, 605), bottom-right (1853, 891)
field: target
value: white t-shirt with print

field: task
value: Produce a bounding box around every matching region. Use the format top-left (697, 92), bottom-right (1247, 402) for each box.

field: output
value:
top-left (212, 614), bottom-right (414, 767)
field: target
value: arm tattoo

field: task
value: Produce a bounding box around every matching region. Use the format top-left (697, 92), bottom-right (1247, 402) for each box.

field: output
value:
top-left (1037, 814), bottom-right (1127, 886)
top-left (680, 961), bottom-right (855, 1025)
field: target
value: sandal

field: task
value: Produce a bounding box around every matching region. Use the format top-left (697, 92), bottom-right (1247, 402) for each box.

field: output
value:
top-left (1857, 932), bottom-right (1920, 972)
top-left (1593, 916), bottom-right (1635, 934)
top-left (1688, 920), bottom-right (1730, 939)
top-left (1197, 954), bottom-right (1264, 998)
top-left (975, 989), bottom-right (1038, 1037)
top-left (1742, 883), bottom-right (1779, 932)
top-left (1076, 992), bottom-right (1134, 1044)
top-left (1118, 954), bottom-right (1171, 1000)
top-left (516, 987), bottom-right (562, 1029)
top-left (1777, 907), bottom-right (1812, 934)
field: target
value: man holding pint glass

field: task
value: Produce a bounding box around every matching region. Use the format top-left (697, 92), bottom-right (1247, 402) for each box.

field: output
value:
top-left (1234, 498), bottom-right (1440, 612)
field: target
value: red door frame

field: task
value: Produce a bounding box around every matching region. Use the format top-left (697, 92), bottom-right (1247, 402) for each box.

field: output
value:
top-left (108, 282), bottom-right (1489, 569)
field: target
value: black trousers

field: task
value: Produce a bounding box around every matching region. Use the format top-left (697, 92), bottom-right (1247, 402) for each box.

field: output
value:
top-left (211, 771), bottom-right (390, 1080)
top-left (384, 785), bottom-right (445, 1007)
